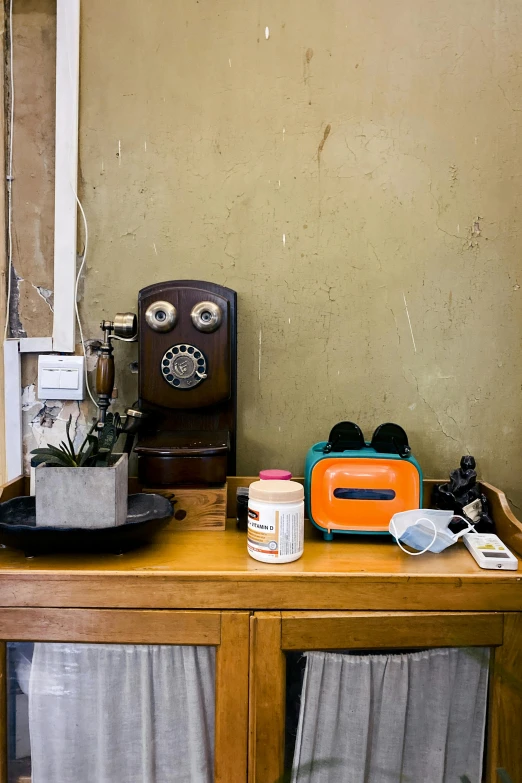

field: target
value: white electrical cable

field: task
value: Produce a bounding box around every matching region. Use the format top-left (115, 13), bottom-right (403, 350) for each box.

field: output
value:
top-left (4, 0), bottom-right (15, 340)
top-left (4, 1), bottom-right (97, 416)
top-left (59, 3), bottom-right (98, 408)
top-left (74, 196), bottom-right (99, 408)
top-left (7, 2), bottom-right (116, 411)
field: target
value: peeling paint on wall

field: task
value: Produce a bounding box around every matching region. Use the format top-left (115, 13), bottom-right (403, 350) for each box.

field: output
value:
top-left (32, 285), bottom-right (54, 312)
top-left (8, 267), bottom-right (27, 338)
top-left (22, 384), bottom-right (91, 472)
top-left (10, 0), bottom-right (56, 339)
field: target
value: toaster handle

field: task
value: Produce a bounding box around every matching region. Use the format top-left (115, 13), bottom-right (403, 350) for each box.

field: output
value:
top-left (324, 421), bottom-right (365, 453)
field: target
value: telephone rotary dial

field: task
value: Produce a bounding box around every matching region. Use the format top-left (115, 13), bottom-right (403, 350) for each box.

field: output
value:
top-left (161, 344), bottom-right (208, 389)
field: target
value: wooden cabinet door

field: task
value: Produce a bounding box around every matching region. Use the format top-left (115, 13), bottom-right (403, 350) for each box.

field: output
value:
top-left (249, 610), bottom-right (518, 783)
top-left (0, 609), bottom-right (249, 783)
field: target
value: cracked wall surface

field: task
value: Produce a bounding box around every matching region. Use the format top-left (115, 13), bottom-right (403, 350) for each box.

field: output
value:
top-left (20, 356), bottom-right (91, 472)
top-left (9, 0), bottom-right (70, 470)
top-left (9, 0), bottom-right (56, 338)
top-left (12, 0), bottom-right (522, 509)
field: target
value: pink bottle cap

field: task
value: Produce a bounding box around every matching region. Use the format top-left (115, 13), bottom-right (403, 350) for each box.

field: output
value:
top-left (259, 469), bottom-right (292, 481)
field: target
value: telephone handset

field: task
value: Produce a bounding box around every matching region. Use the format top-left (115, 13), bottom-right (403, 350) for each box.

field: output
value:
top-left (96, 312), bottom-right (138, 423)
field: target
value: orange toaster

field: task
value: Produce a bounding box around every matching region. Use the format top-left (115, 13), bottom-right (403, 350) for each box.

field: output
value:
top-left (304, 422), bottom-right (423, 539)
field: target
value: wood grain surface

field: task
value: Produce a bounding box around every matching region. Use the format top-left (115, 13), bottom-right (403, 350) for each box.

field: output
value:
top-left (487, 613), bottom-right (522, 783)
top-left (0, 609), bottom-right (221, 645)
top-left (144, 485), bottom-right (227, 530)
top-left (281, 611), bottom-right (504, 650)
top-left (0, 0), bottom-right (6, 488)
top-left (0, 476), bottom-right (25, 503)
top-left (215, 612), bottom-right (250, 783)
top-left (0, 642), bottom-right (6, 783)
top-left (0, 478), bottom-right (520, 611)
top-left (0, 476), bottom-right (519, 781)
top-left (482, 480), bottom-right (522, 558)
top-left (249, 613), bottom-right (285, 783)
top-left (95, 352), bottom-right (115, 398)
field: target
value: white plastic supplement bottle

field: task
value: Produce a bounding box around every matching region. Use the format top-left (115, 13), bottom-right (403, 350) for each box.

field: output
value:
top-left (247, 479), bottom-right (304, 563)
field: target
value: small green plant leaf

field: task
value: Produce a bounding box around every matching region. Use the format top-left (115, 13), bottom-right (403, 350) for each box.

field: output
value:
top-left (79, 439), bottom-right (96, 467)
top-left (30, 414), bottom-right (124, 469)
top-left (59, 441), bottom-right (76, 461)
top-left (30, 445), bottom-right (77, 467)
top-left (65, 415), bottom-right (77, 461)
top-left (75, 420), bottom-right (98, 459)
top-left (80, 435), bottom-right (100, 467)
top-left (44, 444), bottom-right (79, 466)
top-left (31, 454), bottom-right (67, 467)
top-left (30, 454), bottom-right (51, 466)
top-left (30, 452), bottom-right (74, 468)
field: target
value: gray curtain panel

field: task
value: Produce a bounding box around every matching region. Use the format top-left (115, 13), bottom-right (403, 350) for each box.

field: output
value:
top-left (292, 647), bottom-right (490, 783)
top-left (28, 643), bottom-right (215, 783)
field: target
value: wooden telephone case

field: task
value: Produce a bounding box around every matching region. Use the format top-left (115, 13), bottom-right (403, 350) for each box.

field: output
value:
top-left (134, 281), bottom-right (237, 486)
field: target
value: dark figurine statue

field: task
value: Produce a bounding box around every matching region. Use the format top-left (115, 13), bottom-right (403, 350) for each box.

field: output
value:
top-left (431, 455), bottom-right (495, 534)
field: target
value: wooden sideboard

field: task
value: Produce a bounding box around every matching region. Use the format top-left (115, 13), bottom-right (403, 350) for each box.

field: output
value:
top-left (0, 476), bottom-right (521, 782)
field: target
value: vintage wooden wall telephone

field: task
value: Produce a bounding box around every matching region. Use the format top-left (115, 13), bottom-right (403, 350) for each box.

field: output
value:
top-left (96, 281), bottom-right (237, 486)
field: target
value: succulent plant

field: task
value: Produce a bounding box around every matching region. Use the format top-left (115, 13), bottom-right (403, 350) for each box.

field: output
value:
top-left (30, 413), bottom-right (123, 468)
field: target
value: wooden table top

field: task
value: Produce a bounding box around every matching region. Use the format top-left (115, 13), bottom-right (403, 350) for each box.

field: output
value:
top-left (0, 518), bottom-right (520, 612)
top-left (0, 516), bottom-right (517, 577)
top-left (0, 477), bottom-right (521, 611)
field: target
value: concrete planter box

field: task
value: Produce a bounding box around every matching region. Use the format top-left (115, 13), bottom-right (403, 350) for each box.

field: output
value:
top-left (35, 454), bottom-right (128, 528)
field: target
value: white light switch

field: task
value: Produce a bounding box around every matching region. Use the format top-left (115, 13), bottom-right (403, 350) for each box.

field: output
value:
top-left (60, 369), bottom-right (79, 389)
top-left (41, 368), bottom-right (60, 389)
top-left (38, 355), bottom-right (85, 401)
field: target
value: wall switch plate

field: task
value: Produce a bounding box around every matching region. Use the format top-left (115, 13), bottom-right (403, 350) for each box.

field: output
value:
top-left (37, 355), bottom-right (85, 401)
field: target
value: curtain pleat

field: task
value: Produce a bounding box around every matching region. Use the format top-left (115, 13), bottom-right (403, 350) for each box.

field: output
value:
top-left (292, 647), bottom-right (490, 783)
top-left (28, 642), bottom-right (215, 783)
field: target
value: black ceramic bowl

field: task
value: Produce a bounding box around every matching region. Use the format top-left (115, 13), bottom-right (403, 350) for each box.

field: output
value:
top-left (0, 494), bottom-right (173, 555)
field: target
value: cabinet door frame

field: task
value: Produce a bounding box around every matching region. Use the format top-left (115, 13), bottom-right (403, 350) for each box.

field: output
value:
top-left (0, 608), bottom-right (249, 783)
top-left (249, 610), bottom-right (517, 783)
